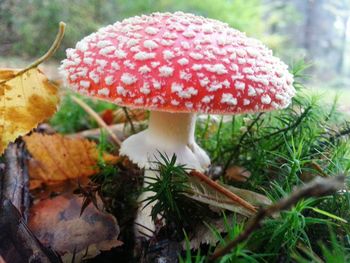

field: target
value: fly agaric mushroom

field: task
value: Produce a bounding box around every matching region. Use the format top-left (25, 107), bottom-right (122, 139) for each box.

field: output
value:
top-left (59, 12), bottom-right (295, 237)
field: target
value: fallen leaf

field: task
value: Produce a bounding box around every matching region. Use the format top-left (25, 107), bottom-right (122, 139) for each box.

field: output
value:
top-left (28, 193), bottom-right (122, 262)
top-left (185, 178), bottom-right (271, 217)
top-left (225, 166), bottom-right (251, 183)
top-left (101, 109), bottom-right (115, 125)
top-left (113, 108), bottom-right (147, 123)
top-left (0, 68), bottom-right (59, 154)
top-left (182, 215), bottom-right (245, 250)
top-left (23, 133), bottom-right (119, 188)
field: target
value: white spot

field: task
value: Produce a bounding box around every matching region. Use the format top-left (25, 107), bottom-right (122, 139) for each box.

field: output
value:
top-left (223, 80), bottom-right (230, 88)
top-left (202, 95), bottom-right (214, 103)
top-left (160, 39), bottom-right (175, 46)
top-left (145, 26), bottom-right (159, 35)
top-left (204, 64), bottom-right (228, 75)
top-left (171, 99), bottom-right (180, 106)
top-left (185, 102), bottom-right (193, 108)
top-left (261, 94), bottom-right (271, 104)
top-left (123, 60), bottom-right (135, 69)
top-left (242, 67), bottom-right (254, 74)
top-left (183, 31), bottom-right (196, 38)
top-left (127, 38), bottom-right (139, 47)
top-left (163, 50), bottom-right (175, 60)
top-left (230, 64), bottom-right (239, 71)
top-left (97, 40), bottom-right (112, 48)
top-left (121, 73), bottom-right (137, 85)
top-left (181, 41), bottom-right (190, 50)
top-left (96, 59), bottom-right (107, 68)
top-left (140, 83), bottom-right (151, 94)
top-left (197, 77), bottom-right (209, 87)
top-left (192, 64), bottom-right (203, 71)
top-left (238, 58), bottom-right (246, 64)
top-left (163, 31), bottom-right (178, 39)
top-left (117, 86), bottom-right (127, 96)
top-left (159, 66), bottom-right (174, 77)
top-left (256, 88), bottom-right (264, 94)
top-left (134, 51), bottom-right (156, 60)
top-left (234, 81), bottom-right (245, 91)
top-left (89, 71), bottom-right (99, 84)
top-left (98, 88), bottom-right (110, 96)
top-left (243, 99), bottom-right (250, 106)
top-left (246, 47), bottom-right (259, 57)
top-left (152, 80), bottom-right (161, 89)
top-left (151, 62), bottom-right (160, 68)
top-left (180, 71), bottom-right (192, 81)
top-left (138, 65), bottom-right (151, 74)
top-left (83, 57), bottom-right (93, 65)
top-left (236, 49), bottom-right (247, 57)
top-left (178, 58), bottom-right (189, 65)
top-left (76, 41), bottom-right (89, 51)
top-left (144, 39), bottom-right (158, 50)
top-left (221, 93), bottom-right (237, 106)
top-left (111, 62), bottom-right (120, 70)
top-left (99, 46), bottom-right (115, 56)
top-left (80, 80), bottom-right (90, 89)
top-left (114, 49), bottom-right (127, 59)
top-left (248, 85), bottom-right (257, 96)
top-left (105, 76), bottom-right (114, 85)
top-left (208, 82), bottom-right (223, 92)
top-left (189, 52), bottom-right (204, 60)
top-left (134, 97), bottom-right (144, 104)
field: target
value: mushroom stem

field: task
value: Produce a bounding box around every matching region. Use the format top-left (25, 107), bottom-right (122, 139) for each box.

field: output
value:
top-left (120, 111), bottom-right (211, 237)
top-left (120, 111), bottom-right (210, 171)
top-left (148, 111), bottom-right (196, 148)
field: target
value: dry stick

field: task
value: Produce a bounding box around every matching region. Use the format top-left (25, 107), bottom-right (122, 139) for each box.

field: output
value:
top-left (190, 170), bottom-right (256, 213)
top-left (71, 96), bottom-right (122, 147)
top-left (209, 175), bottom-right (346, 261)
top-left (0, 22), bottom-right (66, 85)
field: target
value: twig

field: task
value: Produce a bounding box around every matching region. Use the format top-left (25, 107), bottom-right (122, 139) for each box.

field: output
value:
top-left (189, 170), bottom-right (256, 213)
top-left (209, 175), bottom-right (345, 261)
top-left (1, 142), bottom-right (30, 221)
top-left (71, 96), bottom-right (121, 147)
top-left (0, 22), bottom-right (66, 85)
top-left (68, 123), bottom-right (126, 140)
top-left (122, 107), bottom-right (136, 134)
top-left (0, 200), bottom-right (62, 263)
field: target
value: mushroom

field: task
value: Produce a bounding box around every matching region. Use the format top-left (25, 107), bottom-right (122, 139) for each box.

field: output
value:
top-left (59, 12), bottom-right (295, 237)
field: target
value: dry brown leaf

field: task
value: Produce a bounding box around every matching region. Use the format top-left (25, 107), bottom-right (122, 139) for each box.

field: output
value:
top-left (23, 133), bottom-right (119, 188)
top-left (113, 108), bottom-right (147, 123)
top-left (0, 68), bottom-right (59, 154)
top-left (186, 177), bottom-right (271, 217)
top-left (225, 166), bottom-right (251, 183)
top-left (28, 193), bottom-right (122, 262)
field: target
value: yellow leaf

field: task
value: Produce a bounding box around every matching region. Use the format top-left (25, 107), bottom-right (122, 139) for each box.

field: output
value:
top-left (0, 68), bottom-right (59, 154)
top-left (23, 133), bottom-right (119, 188)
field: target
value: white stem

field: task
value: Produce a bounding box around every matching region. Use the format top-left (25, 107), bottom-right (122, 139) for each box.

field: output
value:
top-left (147, 111), bottom-right (196, 148)
top-left (120, 111), bottom-right (211, 238)
top-left (120, 111), bottom-right (210, 171)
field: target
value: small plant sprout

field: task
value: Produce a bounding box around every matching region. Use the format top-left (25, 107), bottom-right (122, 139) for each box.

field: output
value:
top-left (59, 12), bottom-right (295, 237)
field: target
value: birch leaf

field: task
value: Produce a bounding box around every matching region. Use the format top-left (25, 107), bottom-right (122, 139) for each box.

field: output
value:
top-left (0, 68), bottom-right (59, 154)
top-left (23, 133), bottom-right (119, 188)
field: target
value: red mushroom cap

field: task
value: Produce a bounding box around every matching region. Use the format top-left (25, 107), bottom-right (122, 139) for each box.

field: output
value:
top-left (60, 12), bottom-right (295, 114)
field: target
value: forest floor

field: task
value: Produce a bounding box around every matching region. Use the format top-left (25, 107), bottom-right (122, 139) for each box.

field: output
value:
top-left (1, 55), bottom-right (350, 262)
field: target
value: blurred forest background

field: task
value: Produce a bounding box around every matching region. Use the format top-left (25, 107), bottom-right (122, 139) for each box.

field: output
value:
top-left (0, 0), bottom-right (349, 90)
